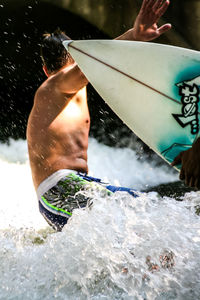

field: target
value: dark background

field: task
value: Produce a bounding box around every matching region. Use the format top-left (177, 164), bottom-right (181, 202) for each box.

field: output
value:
top-left (0, 1), bottom-right (110, 142)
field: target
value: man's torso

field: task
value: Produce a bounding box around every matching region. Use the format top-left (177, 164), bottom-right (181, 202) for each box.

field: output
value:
top-left (27, 68), bottom-right (90, 189)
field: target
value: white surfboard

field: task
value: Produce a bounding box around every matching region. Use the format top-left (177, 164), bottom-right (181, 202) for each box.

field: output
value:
top-left (63, 40), bottom-right (200, 170)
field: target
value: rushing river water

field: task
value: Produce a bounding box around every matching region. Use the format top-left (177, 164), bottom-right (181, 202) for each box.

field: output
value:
top-left (0, 138), bottom-right (200, 300)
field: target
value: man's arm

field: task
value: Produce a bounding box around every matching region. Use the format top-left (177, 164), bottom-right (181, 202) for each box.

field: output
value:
top-left (56, 64), bottom-right (89, 95)
top-left (59, 0), bottom-right (171, 95)
top-left (116, 0), bottom-right (171, 41)
top-left (171, 138), bottom-right (200, 189)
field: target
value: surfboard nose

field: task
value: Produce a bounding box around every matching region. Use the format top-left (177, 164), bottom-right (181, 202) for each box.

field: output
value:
top-left (63, 40), bottom-right (74, 51)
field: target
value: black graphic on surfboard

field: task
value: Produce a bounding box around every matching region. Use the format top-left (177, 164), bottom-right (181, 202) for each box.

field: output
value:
top-left (172, 76), bottom-right (200, 135)
top-left (161, 75), bottom-right (200, 164)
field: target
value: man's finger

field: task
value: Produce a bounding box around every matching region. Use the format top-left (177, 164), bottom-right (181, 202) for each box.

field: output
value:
top-left (140, 0), bottom-right (149, 11)
top-left (171, 153), bottom-right (182, 167)
top-left (157, 0), bottom-right (170, 18)
top-left (185, 173), bottom-right (190, 186)
top-left (194, 178), bottom-right (200, 189)
top-left (157, 23), bottom-right (172, 36)
top-left (153, 0), bottom-right (164, 11)
top-left (146, 0), bottom-right (157, 10)
top-left (189, 176), bottom-right (195, 188)
top-left (179, 167), bottom-right (185, 180)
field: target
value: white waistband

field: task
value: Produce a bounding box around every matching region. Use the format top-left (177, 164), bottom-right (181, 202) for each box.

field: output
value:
top-left (37, 169), bottom-right (77, 199)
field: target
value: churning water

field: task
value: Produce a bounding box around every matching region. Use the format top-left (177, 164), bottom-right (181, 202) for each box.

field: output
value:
top-left (0, 138), bottom-right (200, 300)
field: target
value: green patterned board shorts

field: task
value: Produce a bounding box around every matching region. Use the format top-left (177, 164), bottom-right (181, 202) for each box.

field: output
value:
top-left (37, 170), bottom-right (138, 231)
top-left (38, 172), bottom-right (111, 231)
top-left (42, 173), bottom-right (111, 214)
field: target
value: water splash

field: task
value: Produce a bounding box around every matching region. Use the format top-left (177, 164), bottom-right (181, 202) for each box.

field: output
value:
top-left (0, 138), bottom-right (200, 299)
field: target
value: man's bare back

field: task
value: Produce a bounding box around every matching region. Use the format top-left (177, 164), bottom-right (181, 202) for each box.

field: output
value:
top-left (27, 62), bottom-right (89, 189)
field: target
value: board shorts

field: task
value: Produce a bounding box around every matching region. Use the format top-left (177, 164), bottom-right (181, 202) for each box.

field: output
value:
top-left (37, 169), bottom-right (138, 231)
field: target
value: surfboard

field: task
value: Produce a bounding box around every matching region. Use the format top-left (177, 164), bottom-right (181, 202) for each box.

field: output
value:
top-left (63, 40), bottom-right (200, 170)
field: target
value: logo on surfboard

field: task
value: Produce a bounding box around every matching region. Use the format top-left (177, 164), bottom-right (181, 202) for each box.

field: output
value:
top-left (172, 76), bottom-right (200, 135)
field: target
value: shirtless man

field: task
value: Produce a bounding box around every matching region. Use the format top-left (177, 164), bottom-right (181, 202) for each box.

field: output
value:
top-left (27, 0), bottom-right (171, 231)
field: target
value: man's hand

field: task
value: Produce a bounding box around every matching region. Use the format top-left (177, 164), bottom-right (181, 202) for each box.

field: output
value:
top-left (133, 0), bottom-right (172, 41)
top-left (171, 138), bottom-right (200, 189)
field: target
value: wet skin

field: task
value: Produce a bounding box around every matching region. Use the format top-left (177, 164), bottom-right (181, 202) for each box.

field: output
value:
top-left (27, 0), bottom-right (171, 190)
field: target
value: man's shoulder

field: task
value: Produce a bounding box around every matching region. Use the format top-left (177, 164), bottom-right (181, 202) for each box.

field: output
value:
top-left (34, 80), bottom-right (47, 97)
top-left (36, 74), bottom-right (58, 93)
top-left (34, 79), bottom-right (54, 103)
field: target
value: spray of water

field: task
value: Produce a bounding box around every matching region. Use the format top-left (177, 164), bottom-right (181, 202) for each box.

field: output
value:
top-left (1, 138), bottom-right (200, 299)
